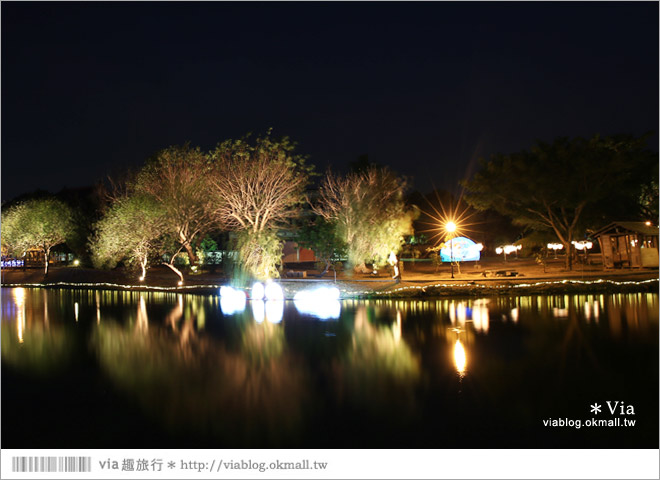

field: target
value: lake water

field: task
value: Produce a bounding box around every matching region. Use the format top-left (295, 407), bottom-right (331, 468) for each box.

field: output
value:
top-left (2, 287), bottom-right (658, 448)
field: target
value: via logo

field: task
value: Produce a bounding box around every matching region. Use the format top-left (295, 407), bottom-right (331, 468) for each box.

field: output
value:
top-left (606, 401), bottom-right (635, 415)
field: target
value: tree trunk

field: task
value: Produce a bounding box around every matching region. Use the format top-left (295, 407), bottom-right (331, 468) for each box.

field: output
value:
top-left (164, 262), bottom-right (184, 285)
top-left (140, 257), bottom-right (147, 280)
top-left (563, 241), bottom-right (572, 270)
top-left (43, 249), bottom-right (50, 276)
top-left (184, 243), bottom-right (198, 266)
top-left (319, 259), bottom-right (331, 277)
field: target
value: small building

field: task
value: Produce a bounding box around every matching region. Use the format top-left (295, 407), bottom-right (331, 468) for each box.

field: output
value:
top-left (592, 222), bottom-right (659, 269)
top-left (281, 241), bottom-right (317, 264)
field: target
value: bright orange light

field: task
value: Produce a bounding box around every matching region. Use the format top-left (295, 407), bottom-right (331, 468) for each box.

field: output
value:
top-left (645, 221), bottom-right (652, 226)
top-left (446, 221), bottom-right (457, 233)
top-left (454, 339), bottom-right (467, 375)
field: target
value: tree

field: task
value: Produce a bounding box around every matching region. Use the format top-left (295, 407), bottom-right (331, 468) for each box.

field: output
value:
top-left (314, 166), bottom-right (415, 272)
top-left (1, 198), bottom-right (75, 276)
top-left (134, 144), bottom-right (216, 268)
top-left (90, 195), bottom-right (167, 280)
top-left (208, 131), bottom-right (312, 279)
top-left (463, 134), bottom-right (657, 269)
top-left (638, 180), bottom-right (659, 222)
top-left (295, 216), bottom-right (347, 275)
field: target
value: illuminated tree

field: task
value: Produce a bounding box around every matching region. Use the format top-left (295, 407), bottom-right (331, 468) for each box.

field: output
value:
top-left (463, 134), bottom-right (657, 269)
top-left (1, 198), bottom-right (75, 276)
top-left (134, 144), bottom-right (216, 268)
top-left (314, 166), bottom-right (415, 272)
top-left (90, 195), bottom-right (167, 280)
top-left (209, 131), bottom-right (312, 278)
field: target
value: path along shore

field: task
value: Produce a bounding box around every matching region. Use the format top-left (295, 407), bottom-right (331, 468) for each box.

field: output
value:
top-left (2, 257), bottom-right (658, 298)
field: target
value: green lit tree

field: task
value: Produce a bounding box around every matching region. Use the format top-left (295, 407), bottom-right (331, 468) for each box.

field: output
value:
top-left (463, 134), bottom-right (657, 269)
top-left (90, 195), bottom-right (167, 280)
top-left (314, 166), bottom-right (415, 273)
top-left (134, 144), bottom-right (216, 268)
top-left (1, 198), bottom-right (75, 276)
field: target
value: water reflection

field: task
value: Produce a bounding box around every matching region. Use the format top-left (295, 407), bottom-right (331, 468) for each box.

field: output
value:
top-left (1, 288), bottom-right (73, 374)
top-left (453, 338), bottom-right (467, 375)
top-left (14, 288), bottom-right (26, 343)
top-left (1, 287), bottom-right (657, 448)
top-left (448, 299), bottom-right (490, 333)
top-left (334, 306), bottom-right (421, 417)
top-left (93, 297), bottom-right (309, 445)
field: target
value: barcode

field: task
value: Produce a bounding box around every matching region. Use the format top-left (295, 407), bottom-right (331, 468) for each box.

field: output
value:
top-left (11, 456), bottom-right (92, 473)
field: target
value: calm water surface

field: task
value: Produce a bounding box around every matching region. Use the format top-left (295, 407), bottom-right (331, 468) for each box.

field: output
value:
top-left (2, 287), bottom-right (658, 448)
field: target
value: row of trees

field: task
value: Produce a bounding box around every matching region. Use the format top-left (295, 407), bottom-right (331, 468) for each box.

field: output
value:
top-left (2, 131), bottom-right (415, 281)
top-left (2, 131), bottom-right (656, 277)
top-left (463, 133), bottom-right (658, 269)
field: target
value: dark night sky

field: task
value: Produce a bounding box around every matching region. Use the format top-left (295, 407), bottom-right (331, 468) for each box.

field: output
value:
top-left (2, 1), bottom-right (658, 202)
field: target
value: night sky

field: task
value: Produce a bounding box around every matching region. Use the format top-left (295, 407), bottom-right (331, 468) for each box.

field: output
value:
top-left (2, 2), bottom-right (658, 202)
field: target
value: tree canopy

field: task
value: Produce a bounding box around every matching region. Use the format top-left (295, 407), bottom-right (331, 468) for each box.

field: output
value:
top-left (90, 195), bottom-right (167, 280)
top-left (209, 131), bottom-right (313, 279)
top-left (133, 144), bottom-right (216, 266)
top-left (463, 133), bottom-right (658, 268)
top-left (209, 132), bottom-right (311, 233)
top-left (314, 166), bottom-right (415, 271)
top-left (1, 198), bottom-right (75, 275)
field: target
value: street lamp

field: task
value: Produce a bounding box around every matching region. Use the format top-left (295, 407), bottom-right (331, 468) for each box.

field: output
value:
top-left (547, 243), bottom-right (564, 259)
top-left (446, 221), bottom-right (457, 278)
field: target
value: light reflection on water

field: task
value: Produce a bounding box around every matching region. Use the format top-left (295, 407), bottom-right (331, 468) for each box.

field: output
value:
top-left (1, 288), bottom-right (658, 448)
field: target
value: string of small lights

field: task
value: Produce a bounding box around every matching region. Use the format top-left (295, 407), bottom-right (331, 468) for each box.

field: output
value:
top-left (2, 278), bottom-right (656, 300)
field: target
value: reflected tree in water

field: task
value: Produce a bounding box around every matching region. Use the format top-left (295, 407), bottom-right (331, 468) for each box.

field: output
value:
top-left (334, 306), bottom-right (421, 419)
top-left (93, 296), bottom-right (310, 446)
top-left (1, 289), bottom-right (74, 374)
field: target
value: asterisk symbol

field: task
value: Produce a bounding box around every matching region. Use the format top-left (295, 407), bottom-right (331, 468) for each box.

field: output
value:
top-left (168, 462), bottom-right (176, 469)
top-left (590, 403), bottom-right (602, 414)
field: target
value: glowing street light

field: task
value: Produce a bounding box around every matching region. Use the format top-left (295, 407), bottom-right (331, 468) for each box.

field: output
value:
top-left (571, 240), bottom-right (593, 251)
top-left (495, 244), bottom-right (522, 262)
top-left (445, 221), bottom-right (457, 279)
top-left (547, 243), bottom-right (564, 259)
top-left (572, 240), bottom-right (594, 263)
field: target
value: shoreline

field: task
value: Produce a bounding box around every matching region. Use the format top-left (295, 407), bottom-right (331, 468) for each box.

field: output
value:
top-left (2, 270), bottom-right (658, 299)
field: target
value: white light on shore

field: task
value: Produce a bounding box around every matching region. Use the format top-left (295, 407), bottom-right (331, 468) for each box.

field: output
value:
top-left (264, 282), bottom-right (284, 301)
top-left (293, 287), bottom-right (341, 320)
top-left (251, 282), bottom-right (265, 301)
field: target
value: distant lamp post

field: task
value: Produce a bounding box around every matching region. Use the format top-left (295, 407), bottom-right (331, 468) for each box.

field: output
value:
top-left (495, 244), bottom-right (522, 262)
top-left (547, 243), bottom-right (564, 259)
top-left (571, 240), bottom-right (593, 251)
top-left (446, 221), bottom-right (457, 278)
top-left (572, 240), bottom-right (593, 263)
